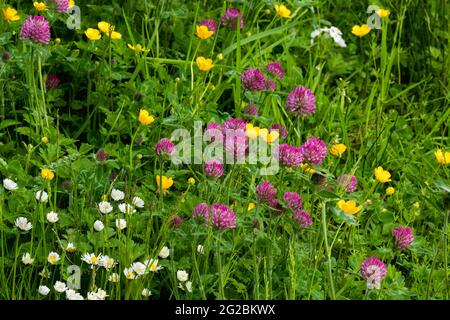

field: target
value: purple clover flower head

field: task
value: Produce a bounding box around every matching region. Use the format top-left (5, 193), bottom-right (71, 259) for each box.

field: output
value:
top-left (222, 118), bottom-right (246, 131)
top-left (265, 79), bottom-right (276, 90)
top-left (293, 210), bottom-right (312, 228)
top-left (336, 174), bottom-right (358, 193)
top-left (209, 203), bottom-right (237, 229)
top-left (241, 68), bottom-right (266, 91)
top-left (300, 137), bottom-right (327, 165)
top-left (269, 124), bottom-right (288, 140)
top-left (204, 159), bottom-right (224, 178)
top-left (244, 103), bottom-right (259, 117)
top-left (19, 16), bottom-right (51, 45)
top-left (266, 61), bottom-right (284, 79)
top-left (198, 19), bottom-right (217, 33)
top-left (46, 74), bottom-right (61, 89)
top-left (283, 192), bottom-right (303, 210)
top-left (46, 0), bottom-right (69, 13)
top-left (155, 138), bottom-right (175, 156)
top-left (223, 118), bottom-right (247, 161)
top-left (256, 181), bottom-right (277, 204)
top-left (96, 148), bottom-right (108, 162)
top-left (277, 144), bottom-right (303, 167)
top-left (392, 226), bottom-right (413, 250)
top-left (205, 122), bottom-right (223, 144)
top-left (193, 203), bottom-right (210, 219)
top-left (286, 85), bottom-right (316, 116)
top-left (221, 8), bottom-right (244, 30)
top-left (360, 257), bottom-right (387, 290)
top-left (170, 215), bottom-right (183, 228)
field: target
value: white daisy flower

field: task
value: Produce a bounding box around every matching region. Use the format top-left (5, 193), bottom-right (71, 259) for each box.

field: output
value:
top-left (142, 288), bottom-right (152, 297)
top-left (132, 196), bottom-right (145, 208)
top-left (46, 211), bottom-right (59, 223)
top-left (81, 253), bottom-right (101, 266)
top-left (158, 246), bottom-right (170, 259)
top-left (131, 262), bottom-right (147, 276)
top-left (66, 289), bottom-right (84, 300)
top-left (111, 188), bottom-right (125, 201)
top-left (93, 220), bottom-right (104, 231)
top-left (54, 281), bottom-right (67, 293)
top-left (118, 203), bottom-right (136, 214)
top-left (98, 201), bottom-right (113, 214)
top-left (15, 217), bottom-right (32, 231)
top-left (144, 258), bottom-right (163, 272)
top-left (47, 252), bottom-right (60, 265)
top-left (177, 270), bottom-right (189, 282)
top-left (3, 178), bottom-right (18, 191)
top-left (65, 242), bottom-right (76, 253)
top-left (22, 252), bottom-right (34, 265)
top-left (123, 267), bottom-right (136, 280)
top-left (99, 255), bottom-right (116, 270)
top-left (35, 190), bottom-right (49, 202)
top-left (96, 288), bottom-right (108, 300)
top-left (115, 218), bottom-right (127, 230)
top-left (38, 285), bottom-right (50, 296)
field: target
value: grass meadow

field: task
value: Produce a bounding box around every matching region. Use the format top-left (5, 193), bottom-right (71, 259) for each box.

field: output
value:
top-left (0, 0), bottom-right (449, 300)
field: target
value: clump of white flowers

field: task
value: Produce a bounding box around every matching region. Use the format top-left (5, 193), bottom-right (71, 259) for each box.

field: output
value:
top-left (116, 218), bottom-right (127, 230)
top-left (3, 178), bottom-right (18, 190)
top-left (111, 188), bottom-right (125, 201)
top-left (98, 201), bottom-right (113, 214)
top-left (46, 211), bottom-right (59, 223)
top-left (93, 220), bottom-right (104, 231)
top-left (35, 190), bottom-right (49, 202)
top-left (159, 246), bottom-right (170, 259)
top-left (22, 253), bottom-right (34, 265)
top-left (54, 281), bottom-right (67, 293)
top-left (311, 26), bottom-right (346, 47)
top-left (38, 285), bottom-right (50, 296)
top-left (15, 217), bottom-right (32, 231)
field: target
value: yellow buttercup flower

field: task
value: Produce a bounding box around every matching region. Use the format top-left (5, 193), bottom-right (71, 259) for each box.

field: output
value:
top-left (377, 8), bottom-right (390, 18)
top-left (374, 166), bottom-right (391, 183)
top-left (337, 199), bottom-right (363, 215)
top-left (196, 57), bottom-right (214, 72)
top-left (330, 144), bottom-right (347, 157)
top-left (33, 2), bottom-right (48, 12)
top-left (275, 4), bottom-right (291, 18)
top-left (55, 38), bottom-right (61, 44)
top-left (386, 187), bottom-right (395, 196)
top-left (352, 24), bottom-right (371, 37)
top-left (41, 168), bottom-right (55, 181)
top-left (246, 123), bottom-right (260, 139)
top-left (41, 136), bottom-right (49, 144)
top-left (196, 25), bottom-right (214, 40)
top-left (435, 149), bottom-right (450, 165)
top-left (188, 177), bottom-right (196, 185)
top-left (216, 53), bottom-right (224, 61)
top-left (156, 175), bottom-right (174, 192)
top-left (2, 7), bottom-right (20, 22)
top-left (97, 21), bottom-right (121, 40)
top-left (138, 109), bottom-right (155, 125)
top-left (259, 128), bottom-right (279, 143)
top-left (247, 202), bottom-right (256, 211)
top-left (127, 43), bottom-right (149, 53)
top-left (69, 0), bottom-right (75, 8)
top-left (109, 31), bottom-right (122, 40)
top-left (98, 21), bottom-right (112, 33)
top-left (85, 28), bottom-right (101, 41)
top-left (300, 163), bottom-right (315, 174)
